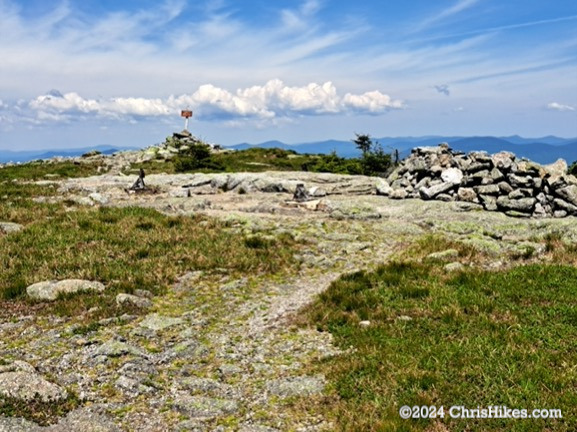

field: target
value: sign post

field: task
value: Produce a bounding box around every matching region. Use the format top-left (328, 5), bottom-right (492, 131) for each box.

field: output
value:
top-left (181, 110), bottom-right (193, 131)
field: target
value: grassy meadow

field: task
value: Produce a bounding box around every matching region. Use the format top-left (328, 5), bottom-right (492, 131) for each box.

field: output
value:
top-left (301, 236), bottom-right (577, 432)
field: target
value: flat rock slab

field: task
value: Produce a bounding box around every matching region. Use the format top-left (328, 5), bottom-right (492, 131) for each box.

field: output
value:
top-left (45, 407), bottom-right (121, 432)
top-left (139, 313), bottom-right (185, 331)
top-left (0, 408), bottom-right (120, 432)
top-left (94, 340), bottom-right (146, 358)
top-left (0, 222), bottom-right (24, 234)
top-left (267, 375), bottom-right (326, 398)
top-left (0, 372), bottom-right (67, 402)
top-left (27, 279), bottom-right (105, 301)
top-left (172, 395), bottom-right (239, 419)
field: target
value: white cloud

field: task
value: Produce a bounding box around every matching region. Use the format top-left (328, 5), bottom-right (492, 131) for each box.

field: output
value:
top-left (342, 91), bottom-right (405, 113)
top-left (27, 81), bottom-right (404, 123)
top-left (547, 102), bottom-right (575, 112)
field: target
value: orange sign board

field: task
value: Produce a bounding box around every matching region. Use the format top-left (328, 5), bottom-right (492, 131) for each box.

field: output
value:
top-left (181, 110), bottom-right (193, 118)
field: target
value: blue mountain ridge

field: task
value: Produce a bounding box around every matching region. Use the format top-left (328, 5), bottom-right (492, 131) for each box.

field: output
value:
top-left (2, 137), bottom-right (577, 165)
top-left (226, 136), bottom-right (577, 164)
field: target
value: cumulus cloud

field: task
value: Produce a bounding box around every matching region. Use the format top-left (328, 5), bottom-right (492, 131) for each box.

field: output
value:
top-left (27, 80), bottom-right (404, 123)
top-left (547, 102), bottom-right (575, 112)
top-left (434, 84), bottom-right (450, 96)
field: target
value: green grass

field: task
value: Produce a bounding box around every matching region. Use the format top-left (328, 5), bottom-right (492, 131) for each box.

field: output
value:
top-left (0, 393), bottom-right (81, 426)
top-left (132, 147), bottom-right (370, 176)
top-left (302, 258), bottom-right (577, 431)
top-left (0, 161), bottom-right (103, 224)
top-left (0, 206), bottom-right (299, 317)
top-left (0, 160), bottom-right (102, 182)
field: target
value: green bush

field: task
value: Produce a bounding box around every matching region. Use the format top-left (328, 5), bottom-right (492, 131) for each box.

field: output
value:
top-left (173, 143), bottom-right (224, 172)
top-left (360, 143), bottom-right (392, 176)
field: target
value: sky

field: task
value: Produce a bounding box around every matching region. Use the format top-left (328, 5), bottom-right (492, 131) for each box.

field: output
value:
top-left (0, 0), bottom-right (576, 151)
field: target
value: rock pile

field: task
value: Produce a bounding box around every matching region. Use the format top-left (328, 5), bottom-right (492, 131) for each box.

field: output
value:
top-left (378, 144), bottom-right (577, 218)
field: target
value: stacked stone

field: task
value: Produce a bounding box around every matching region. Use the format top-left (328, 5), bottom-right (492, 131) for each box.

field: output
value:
top-left (378, 143), bottom-right (577, 218)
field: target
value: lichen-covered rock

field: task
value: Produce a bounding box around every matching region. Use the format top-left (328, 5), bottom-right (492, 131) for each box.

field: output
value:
top-left (0, 372), bottom-right (67, 402)
top-left (26, 280), bottom-right (105, 301)
top-left (116, 293), bottom-right (153, 309)
top-left (139, 313), bottom-right (185, 331)
top-left (172, 395), bottom-right (239, 419)
top-left (266, 375), bottom-right (326, 398)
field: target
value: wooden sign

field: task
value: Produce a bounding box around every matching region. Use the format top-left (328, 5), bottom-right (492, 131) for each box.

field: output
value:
top-left (181, 110), bottom-right (193, 118)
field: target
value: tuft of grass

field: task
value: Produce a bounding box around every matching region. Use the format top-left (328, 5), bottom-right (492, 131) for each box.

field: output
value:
top-left (0, 393), bottom-right (81, 426)
top-left (301, 259), bottom-right (577, 431)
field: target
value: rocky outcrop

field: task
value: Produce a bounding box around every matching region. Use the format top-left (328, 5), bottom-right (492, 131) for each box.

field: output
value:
top-left (379, 144), bottom-right (577, 218)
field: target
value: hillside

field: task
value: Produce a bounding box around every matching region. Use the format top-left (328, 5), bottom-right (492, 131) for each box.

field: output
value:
top-left (1, 146), bottom-right (577, 430)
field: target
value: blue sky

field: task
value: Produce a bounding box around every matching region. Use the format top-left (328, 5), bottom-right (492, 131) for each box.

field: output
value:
top-left (0, 0), bottom-right (576, 150)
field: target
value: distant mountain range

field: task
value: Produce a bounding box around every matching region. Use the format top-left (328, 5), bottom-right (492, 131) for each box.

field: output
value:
top-left (226, 135), bottom-right (577, 164)
top-left (2, 136), bottom-right (577, 165)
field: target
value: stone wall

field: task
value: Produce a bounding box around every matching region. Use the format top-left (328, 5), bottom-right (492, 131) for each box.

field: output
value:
top-left (377, 144), bottom-right (577, 218)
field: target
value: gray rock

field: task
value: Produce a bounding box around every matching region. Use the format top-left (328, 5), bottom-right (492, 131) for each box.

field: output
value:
top-left (531, 177), bottom-right (543, 189)
top-left (172, 395), bottom-right (239, 419)
top-left (544, 159), bottom-right (568, 176)
top-left (555, 184), bottom-right (577, 205)
top-left (0, 222), bottom-right (24, 234)
top-left (181, 378), bottom-right (222, 393)
top-left (26, 280), bottom-right (105, 301)
top-left (491, 151), bottom-right (515, 171)
top-left (467, 162), bottom-right (491, 173)
top-left (88, 192), bottom-right (108, 205)
top-left (0, 372), bottom-right (67, 402)
top-left (405, 158), bottom-right (428, 172)
top-left (94, 340), bottom-right (146, 358)
top-left (457, 187), bottom-right (477, 202)
top-left (508, 188), bottom-right (533, 199)
top-left (508, 174), bottom-right (532, 187)
top-left (515, 160), bottom-right (543, 176)
top-left (116, 293), bottom-right (153, 309)
top-left (426, 249), bottom-right (459, 261)
top-left (47, 407), bottom-right (121, 432)
top-left (444, 262), bottom-right (465, 272)
top-left (389, 189), bottom-right (408, 199)
top-left (419, 181), bottom-right (455, 200)
top-left (498, 181), bottom-right (514, 194)
top-left (554, 198), bottom-right (577, 213)
top-left (479, 195), bottom-right (498, 211)
top-left (441, 168), bottom-right (463, 185)
top-left (436, 193), bottom-right (454, 202)
top-left (139, 313), bottom-right (185, 331)
top-left (496, 196), bottom-right (536, 212)
top-left (267, 376), bottom-right (326, 398)
top-left (469, 151), bottom-right (492, 163)
top-left (489, 167), bottom-right (505, 182)
top-left (115, 375), bottom-right (154, 396)
top-left (0, 416), bottom-right (40, 432)
top-left (554, 210), bottom-right (568, 218)
top-left (474, 184), bottom-right (500, 195)
top-left (375, 179), bottom-right (393, 196)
